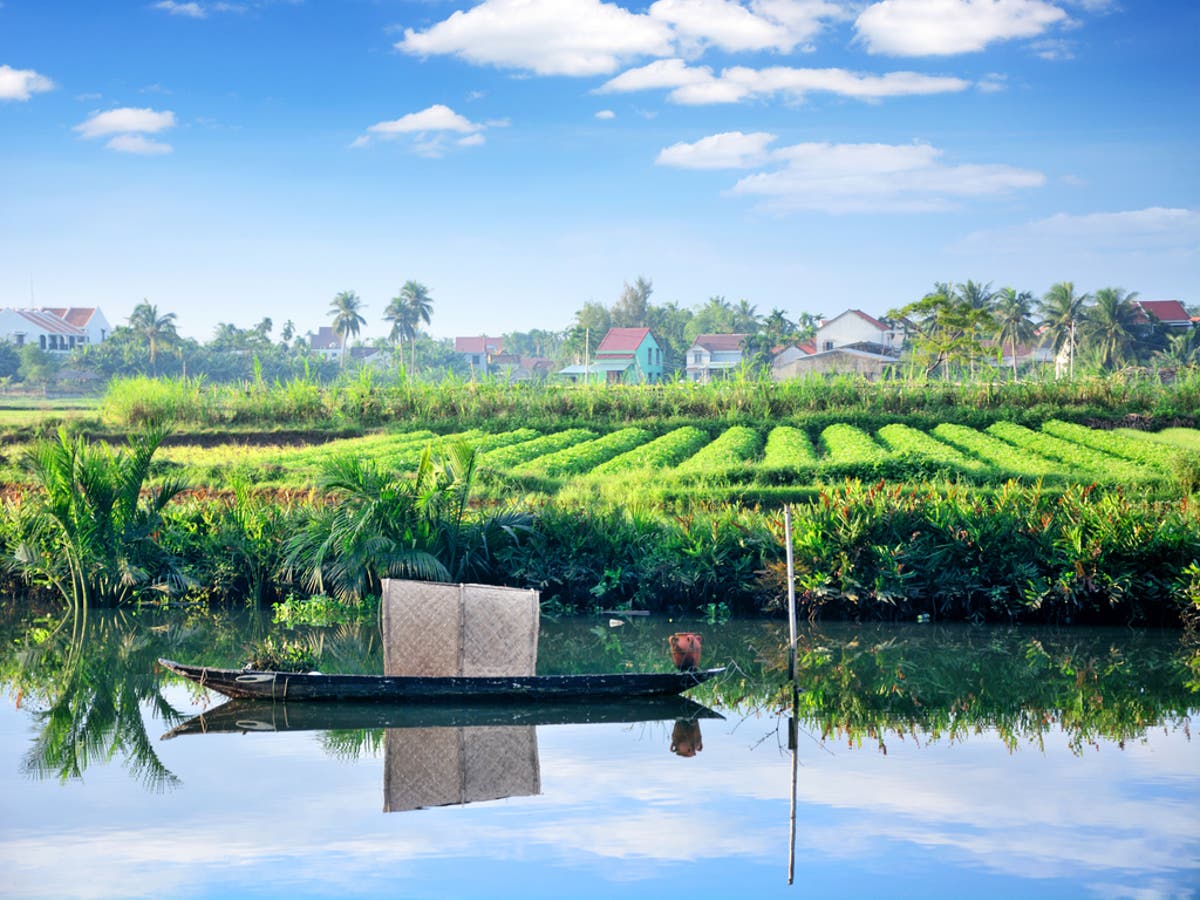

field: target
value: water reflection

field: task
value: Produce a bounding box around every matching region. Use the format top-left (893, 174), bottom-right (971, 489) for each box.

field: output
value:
top-left (162, 697), bottom-right (719, 812)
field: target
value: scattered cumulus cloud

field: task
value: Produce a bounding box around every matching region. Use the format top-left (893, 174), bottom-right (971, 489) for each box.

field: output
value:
top-left (152, 1), bottom-right (248, 17)
top-left (656, 130), bottom-right (777, 168)
top-left (855, 0), bottom-right (1070, 56)
top-left (396, 0), bottom-right (848, 76)
top-left (599, 59), bottom-right (971, 104)
top-left (105, 133), bottom-right (174, 155)
top-left (397, 0), bottom-right (674, 77)
top-left (0, 64), bottom-right (55, 101)
top-left (956, 207), bottom-right (1200, 254)
top-left (658, 134), bottom-right (1045, 212)
top-left (75, 106), bottom-right (176, 139)
top-left (595, 108), bottom-right (615, 119)
top-left (353, 103), bottom-right (489, 156)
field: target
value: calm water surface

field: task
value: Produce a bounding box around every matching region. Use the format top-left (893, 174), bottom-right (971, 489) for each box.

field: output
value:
top-left (1, 607), bottom-right (1196, 898)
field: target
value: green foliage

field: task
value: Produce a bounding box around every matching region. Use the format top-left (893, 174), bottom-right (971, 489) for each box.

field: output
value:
top-left (283, 440), bottom-right (531, 602)
top-left (8, 427), bottom-right (187, 607)
top-left (243, 634), bottom-right (318, 672)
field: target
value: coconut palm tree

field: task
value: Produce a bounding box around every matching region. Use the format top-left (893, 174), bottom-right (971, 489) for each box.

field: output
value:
top-left (993, 288), bottom-right (1037, 381)
top-left (1082, 287), bottom-right (1141, 370)
top-left (127, 302), bottom-right (177, 374)
top-left (1039, 282), bottom-right (1091, 379)
top-left (328, 290), bottom-right (366, 368)
top-left (395, 281), bottom-right (433, 372)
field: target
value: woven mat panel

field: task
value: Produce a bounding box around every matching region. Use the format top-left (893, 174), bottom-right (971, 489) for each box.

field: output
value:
top-left (381, 580), bottom-right (461, 677)
top-left (383, 726), bottom-right (540, 812)
top-left (463, 726), bottom-right (540, 804)
top-left (381, 579), bottom-right (540, 677)
top-left (461, 583), bottom-right (539, 677)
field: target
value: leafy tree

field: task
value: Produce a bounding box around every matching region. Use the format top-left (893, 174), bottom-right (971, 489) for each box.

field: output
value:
top-left (993, 288), bottom-right (1037, 381)
top-left (328, 290), bottom-right (366, 368)
top-left (563, 301), bottom-right (612, 361)
top-left (1040, 282), bottom-right (1090, 379)
top-left (18, 345), bottom-right (59, 392)
top-left (0, 340), bottom-right (22, 380)
top-left (611, 276), bottom-right (653, 327)
top-left (686, 296), bottom-right (736, 342)
top-left (127, 302), bottom-right (178, 374)
top-left (1153, 326), bottom-right (1200, 368)
top-left (890, 283), bottom-right (990, 379)
top-left (731, 298), bottom-right (761, 334)
top-left (645, 301), bottom-right (692, 375)
top-left (1083, 287), bottom-right (1141, 369)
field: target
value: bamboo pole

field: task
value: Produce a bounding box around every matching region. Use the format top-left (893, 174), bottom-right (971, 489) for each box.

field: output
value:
top-left (785, 504), bottom-right (796, 681)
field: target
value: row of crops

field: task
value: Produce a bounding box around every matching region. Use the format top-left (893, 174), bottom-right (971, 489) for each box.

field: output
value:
top-left (117, 420), bottom-right (1200, 495)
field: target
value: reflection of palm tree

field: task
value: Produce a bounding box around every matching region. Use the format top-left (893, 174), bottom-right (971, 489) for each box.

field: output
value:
top-left (18, 609), bottom-right (188, 791)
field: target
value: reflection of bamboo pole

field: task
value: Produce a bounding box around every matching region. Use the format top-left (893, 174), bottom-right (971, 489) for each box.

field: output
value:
top-left (785, 504), bottom-right (796, 681)
top-left (788, 685), bottom-right (798, 885)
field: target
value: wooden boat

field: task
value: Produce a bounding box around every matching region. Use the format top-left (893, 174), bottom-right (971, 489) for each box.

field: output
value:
top-left (161, 695), bottom-right (723, 739)
top-left (158, 657), bottom-right (724, 703)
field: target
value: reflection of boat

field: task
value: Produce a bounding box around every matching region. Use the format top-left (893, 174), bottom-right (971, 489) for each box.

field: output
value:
top-left (158, 658), bottom-right (724, 702)
top-left (161, 695), bottom-right (723, 739)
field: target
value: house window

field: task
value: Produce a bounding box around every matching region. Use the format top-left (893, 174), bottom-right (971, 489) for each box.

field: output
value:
top-left (40, 335), bottom-right (47, 350)
top-left (823, 340), bottom-right (834, 352)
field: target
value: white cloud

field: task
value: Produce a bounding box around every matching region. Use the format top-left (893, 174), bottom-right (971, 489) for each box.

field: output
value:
top-left (0, 64), bottom-right (55, 101)
top-left (656, 131), bottom-right (778, 169)
top-left (75, 107), bottom-right (176, 139)
top-left (355, 104), bottom-right (488, 156)
top-left (594, 109), bottom-right (615, 119)
top-left (956, 207), bottom-right (1200, 254)
top-left (855, 0), bottom-right (1069, 56)
top-left (153, 1), bottom-right (207, 17)
top-left (656, 139), bottom-right (1047, 213)
top-left (599, 59), bottom-right (971, 104)
top-left (648, 0), bottom-right (800, 54)
top-left (367, 104), bottom-right (482, 136)
top-left (397, 0), bottom-right (674, 77)
top-left (105, 134), bottom-right (174, 155)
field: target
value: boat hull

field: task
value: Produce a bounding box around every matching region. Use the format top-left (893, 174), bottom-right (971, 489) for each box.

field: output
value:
top-left (158, 658), bottom-right (724, 702)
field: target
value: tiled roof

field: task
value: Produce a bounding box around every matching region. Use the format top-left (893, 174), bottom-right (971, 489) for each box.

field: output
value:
top-left (309, 326), bottom-right (341, 349)
top-left (455, 336), bottom-right (504, 354)
top-left (1134, 300), bottom-right (1190, 325)
top-left (596, 327), bottom-right (651, 353)
top-left (691, 333), bottom-right (749, 352)
top-left (11, 310), bottom-right (86, 335)
top-left (41, 307), bottom-right (98, 327)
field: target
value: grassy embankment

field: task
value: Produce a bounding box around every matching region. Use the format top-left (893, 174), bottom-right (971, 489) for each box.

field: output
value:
top-left (1, 372), bottom-right (1198, 625)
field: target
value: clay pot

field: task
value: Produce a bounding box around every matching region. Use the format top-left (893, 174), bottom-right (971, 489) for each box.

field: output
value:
top-left (670, 720), bottom-right (703, 757)
top-left (668, 632), bottom-right (702, 671)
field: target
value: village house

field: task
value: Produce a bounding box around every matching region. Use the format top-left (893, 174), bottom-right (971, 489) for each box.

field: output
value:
top-left (454, 335), bottom-right (504, 373)
top-left (307, 326), bottom-right (343, 361)
top-left (558, 327), bottom-right (664, 384)
top-left (814, 309), bottom-right (906, 355)
top-left (1133, 300), bottom-right (1193, 332)
top-left (685, 333), bottom-right (750, 382)
top-left (0, 306), bottom-right (111, 352)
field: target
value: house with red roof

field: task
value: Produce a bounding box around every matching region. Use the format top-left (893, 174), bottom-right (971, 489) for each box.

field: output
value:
top-left (454, 335), bottom-right (504, 372)
top-left (686, 333), bottom-right (750, 382)
top-left (558, 326), bottom-right (664, 384)
top-left (1132, 300), bottom-right (1192, 331)
top-left (0, 306), bottom-right (110, 353)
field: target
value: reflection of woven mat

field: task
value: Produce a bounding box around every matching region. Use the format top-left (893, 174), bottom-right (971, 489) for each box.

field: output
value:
top-left (383, 726), bottom-right (541, 812)
top-left (381, 579), bottom-right (539, 677)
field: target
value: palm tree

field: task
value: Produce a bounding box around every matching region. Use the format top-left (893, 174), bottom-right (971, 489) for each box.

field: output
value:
top-left (1083, 287), bottom-right (1141, 370)
top-left (328, 290), bottom-right (366, 368)
top-left (127, 301), bottom-right (177, 374)
top-left (993, 288), bottom-right (1037, 381)
top-left (955, 280), bottom-right (996, 376)
top-left (1039, 282), bottom-right (1090, 379)
top-left (384, 281), bottom-right (433, 373)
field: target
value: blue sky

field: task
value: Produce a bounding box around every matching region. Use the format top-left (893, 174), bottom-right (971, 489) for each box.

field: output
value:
top-left (1, 0), bottom-right (1196, 342)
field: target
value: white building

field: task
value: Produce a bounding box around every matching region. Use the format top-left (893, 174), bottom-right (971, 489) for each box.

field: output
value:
top-left (815, 310), bottom-right (906, 356)
top-left (0, 307), bottom-right (111, 353)
top-left (685, 333), bottom-right (749, 382)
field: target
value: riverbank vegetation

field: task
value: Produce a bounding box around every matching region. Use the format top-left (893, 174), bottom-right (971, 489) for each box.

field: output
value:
top-left (1, 373), bottom-right (1198, 627)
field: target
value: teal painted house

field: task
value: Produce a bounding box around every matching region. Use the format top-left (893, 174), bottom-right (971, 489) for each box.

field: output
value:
top-left (558, 327), bottom-right (665, 384)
